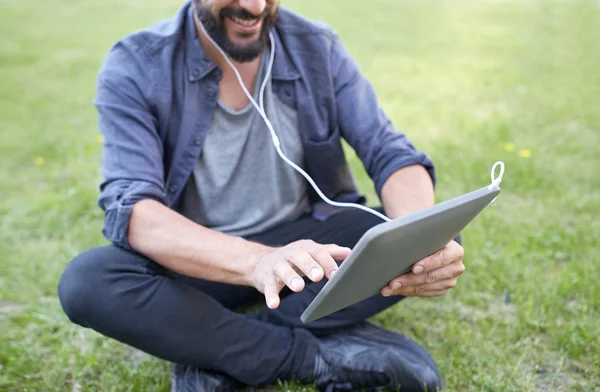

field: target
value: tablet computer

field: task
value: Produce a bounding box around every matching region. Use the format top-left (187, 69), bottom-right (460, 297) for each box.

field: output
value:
top-left (300, 183), bottom-right (501, 324)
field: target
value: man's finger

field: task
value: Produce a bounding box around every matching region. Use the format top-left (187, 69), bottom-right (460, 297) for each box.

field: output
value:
top-left (325, 245), bottom-right (352, 261)
top-left (274, 259), bottom-right (305, 292)
top-left (391, 261), bottom-right (466, 288)
top-left (383, 278), bottom-right (458, 296)
top-left (286, 251), bottom-right (324, 282)
top-left (311, 247), bottom-right (342, 279)
top-left (413, 241), bottom-right (464, 274)
top-left (264, 281), bottom-right (280, 309)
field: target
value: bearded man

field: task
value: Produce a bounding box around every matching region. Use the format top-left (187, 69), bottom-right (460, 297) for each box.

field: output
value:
top-left (57, 1), bottom-right (466, 391)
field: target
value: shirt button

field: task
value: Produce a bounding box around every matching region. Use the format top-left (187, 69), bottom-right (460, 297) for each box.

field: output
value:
top-left (169, 185), bottom-right (178, 194)
top-left (207, 87), bottom-right (216, 97)
top-left (191, 69), bottom-right (200, 78)
top-left (194, 138), bottom-right (202, 146)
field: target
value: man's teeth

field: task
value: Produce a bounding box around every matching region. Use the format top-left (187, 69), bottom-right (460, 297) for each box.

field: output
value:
top-left (232, 17), bottom-right (258, 26)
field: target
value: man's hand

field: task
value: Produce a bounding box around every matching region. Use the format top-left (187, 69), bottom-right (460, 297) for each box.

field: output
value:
top-left (250, 240), bottom-right (351, 309)
top-left (381, 241), bottom-right (465, 297)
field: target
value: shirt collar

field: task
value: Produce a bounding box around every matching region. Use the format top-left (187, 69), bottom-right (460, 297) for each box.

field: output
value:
top-left (185, 3), bottom-right (300, 82)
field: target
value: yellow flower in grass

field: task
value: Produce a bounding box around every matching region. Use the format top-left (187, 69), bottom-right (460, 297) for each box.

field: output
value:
top-left (519, 149), bottom-right (532, 158)
top-left (504, 143), bottom-right (516, 152)
top-left (33, 156), bottom-right (46, 166)
top-left (97, 135), bottom-right (104, 143)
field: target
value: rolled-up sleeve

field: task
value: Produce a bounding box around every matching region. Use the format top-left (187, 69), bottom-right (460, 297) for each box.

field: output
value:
top-left (94, 42), bottom-right (167, 250)
top-left (330, 33), bottom-right (436, 197)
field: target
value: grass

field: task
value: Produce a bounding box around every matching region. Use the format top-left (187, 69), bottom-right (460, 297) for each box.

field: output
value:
top-left (1, 0), bottom-right (599, 391)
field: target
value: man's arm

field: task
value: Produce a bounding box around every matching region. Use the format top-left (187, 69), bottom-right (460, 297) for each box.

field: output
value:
top-left (329, 31), bottom-right (436, 199)
top-left (380, 165), bottom-right (435, 219)
top-left (95, 43), bottom-right (267, 285)
top-left (379, 164), bottom-right (465, 297)
top-left (128, 200), bottom-right (347, 308)
top-left (378, 159), bottom-right (465, 298)
top-left (328, 31), bottom-right (465, 298)
top-left (128, 199), bottom-right (266, 285)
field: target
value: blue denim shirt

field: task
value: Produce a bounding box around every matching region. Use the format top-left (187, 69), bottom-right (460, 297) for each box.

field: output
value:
top-left (95, 1), bottom-right (435, 250)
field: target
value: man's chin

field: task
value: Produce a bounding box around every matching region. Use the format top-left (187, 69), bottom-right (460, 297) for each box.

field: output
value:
top-left (222, 46), bottom-right (262, 63)
top-left (227, 39), bottom-right (254, 49)
top-left (222, 35), bottom-right (266, 63)
top-left (227, 30), bottom-right (261, 44)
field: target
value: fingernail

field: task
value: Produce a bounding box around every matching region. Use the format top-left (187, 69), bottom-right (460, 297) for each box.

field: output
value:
top-left (310, 268), bottom-right (321, 279)
top-left (382, 289), bottom-right (392, 297)
top-left (414, 266), bottom-right (424, 274)
top-left (268, 298), bottom-right (277, 309)
top-left (292, 278), bottom-right (303, 291)
top-left (392, 281), bottom-right (402, 290)
top-left (330, 269), bottom-right (338, 278)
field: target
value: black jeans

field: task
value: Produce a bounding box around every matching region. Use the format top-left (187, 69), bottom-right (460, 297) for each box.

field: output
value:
top-left (58, 208), bottom-right (408, 386)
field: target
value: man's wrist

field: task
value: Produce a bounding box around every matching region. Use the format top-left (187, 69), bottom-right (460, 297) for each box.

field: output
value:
top-left (242, 240), bottom-right (274, 287)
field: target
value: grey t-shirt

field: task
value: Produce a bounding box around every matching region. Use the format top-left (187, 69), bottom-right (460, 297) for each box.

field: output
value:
top-left (179, 50), bottom-right (311, 236)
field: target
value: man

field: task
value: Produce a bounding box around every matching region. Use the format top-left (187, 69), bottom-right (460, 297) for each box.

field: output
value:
top-left (57, 0), bottom-right (466, 390)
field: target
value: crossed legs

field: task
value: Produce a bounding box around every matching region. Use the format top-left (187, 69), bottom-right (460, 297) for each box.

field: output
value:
top-left (58, 208), bottom-right (408, 385)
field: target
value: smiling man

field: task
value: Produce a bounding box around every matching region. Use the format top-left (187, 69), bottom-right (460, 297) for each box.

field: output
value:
top-left (57, 0), bottom-right (466, 391)
top-left (198, 0), bottom-right (276, 62)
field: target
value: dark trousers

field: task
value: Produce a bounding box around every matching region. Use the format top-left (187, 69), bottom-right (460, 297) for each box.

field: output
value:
top-left (58, 208), bottom-right (407, 386)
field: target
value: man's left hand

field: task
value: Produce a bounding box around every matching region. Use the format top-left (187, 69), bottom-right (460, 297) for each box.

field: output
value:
top-left (381, 240), bottom-right (465, 297)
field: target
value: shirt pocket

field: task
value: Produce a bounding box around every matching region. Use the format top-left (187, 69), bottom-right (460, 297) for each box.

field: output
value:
top-left (303, 126), bottom-right (353, 200)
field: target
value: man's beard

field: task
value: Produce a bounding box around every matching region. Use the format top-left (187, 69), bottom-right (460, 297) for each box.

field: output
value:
top-left (195, 2), bottom-right (277, 63)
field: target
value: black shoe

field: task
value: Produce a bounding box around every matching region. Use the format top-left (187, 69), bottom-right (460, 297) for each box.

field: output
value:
top-left (171, 363), bottom-right (248, 392)
top-left (314, 322), bottom-right (443, 392)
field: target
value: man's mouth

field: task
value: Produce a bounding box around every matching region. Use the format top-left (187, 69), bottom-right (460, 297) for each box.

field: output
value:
top-left (231, 16), bottom-right (260, 27)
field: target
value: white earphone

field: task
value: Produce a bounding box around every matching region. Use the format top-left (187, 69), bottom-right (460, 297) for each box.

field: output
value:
top-left (197, 19), bottom-right (392, 222)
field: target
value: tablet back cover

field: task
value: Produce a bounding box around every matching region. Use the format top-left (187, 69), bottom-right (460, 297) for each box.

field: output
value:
top-left (301, 186), bottom-right (500, 323)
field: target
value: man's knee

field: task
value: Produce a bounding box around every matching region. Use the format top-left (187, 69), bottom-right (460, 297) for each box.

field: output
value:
top-left (57, 246), bottom-right (114, 326)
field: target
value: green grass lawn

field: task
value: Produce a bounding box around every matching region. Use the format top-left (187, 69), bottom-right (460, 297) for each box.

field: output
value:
top-left (1, 0), bottom-right (599, 391)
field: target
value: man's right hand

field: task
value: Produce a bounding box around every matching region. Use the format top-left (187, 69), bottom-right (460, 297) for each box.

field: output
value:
top-left (249, 240), bottom-right (351, 309)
